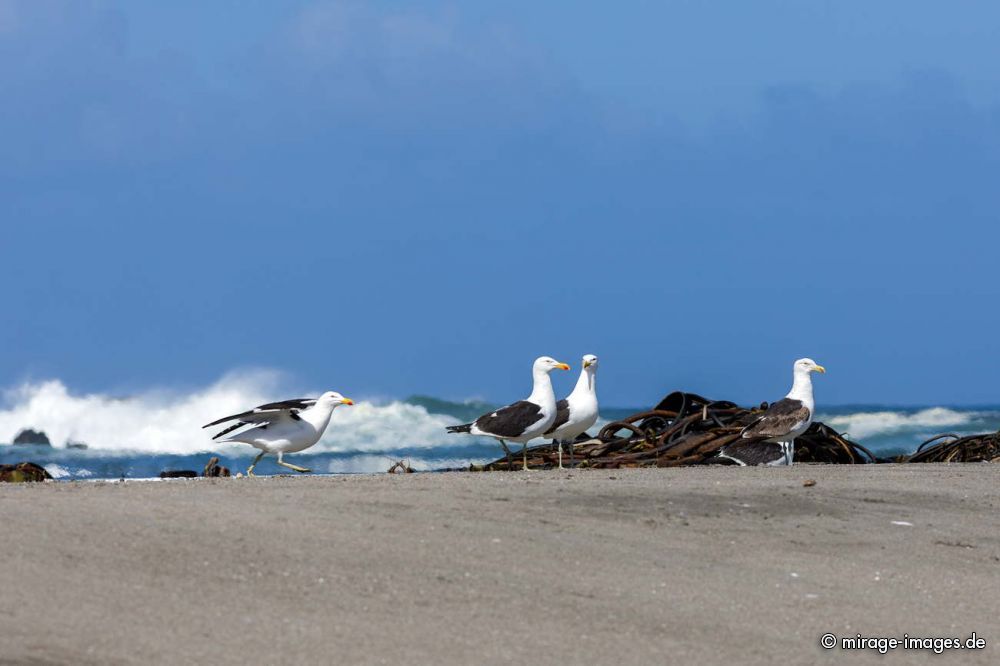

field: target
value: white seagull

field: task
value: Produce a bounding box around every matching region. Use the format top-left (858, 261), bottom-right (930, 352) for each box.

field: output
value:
top-left (203, 391), bottom-right (354, 476)
top-left (718, 358), bottom-right (826, 466)
top-left (544, 354), bottom-right (599, 469)
top-left (446, 356), bottom-right (570, 470)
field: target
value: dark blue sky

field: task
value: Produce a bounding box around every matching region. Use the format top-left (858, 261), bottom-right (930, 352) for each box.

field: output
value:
top-left (2, 1), bottom-right (999, 405)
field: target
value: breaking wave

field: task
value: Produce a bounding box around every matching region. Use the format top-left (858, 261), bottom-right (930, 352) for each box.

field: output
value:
top-left (818, 407), bottom-right (979, 440)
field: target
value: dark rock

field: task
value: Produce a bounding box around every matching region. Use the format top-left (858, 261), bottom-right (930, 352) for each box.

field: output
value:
top-left (0, 462), bottom-right (52, 482)
top-left (66, 441), bottom-right (89, 450)
top-left (202, 456), bottom-right (230, 477)
top-left (159, 470), bottom-right (198, 479)
top-left (12, 429), bottom-right (51, 446)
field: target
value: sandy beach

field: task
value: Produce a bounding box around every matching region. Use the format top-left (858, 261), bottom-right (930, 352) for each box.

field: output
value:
top-left (3, 464), bottom-right (998, 664)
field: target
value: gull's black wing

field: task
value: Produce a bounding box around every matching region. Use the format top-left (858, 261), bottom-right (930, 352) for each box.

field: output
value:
top-left (202, 398), bottom-right (317, 429)
top-left (473, 400), bottom-right (544, 438)
top-left (544, 399), bottom-right (571, 437)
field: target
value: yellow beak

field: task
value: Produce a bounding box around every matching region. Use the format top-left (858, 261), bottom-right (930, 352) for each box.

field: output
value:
top-left (342, 397), bottom-right (355, 405)
top-left (555, 362), bottom-right (570, 371)
top-left (813, 365), bottom-right (826, 374)
top-left (583, 360), bottom-right (592, 368)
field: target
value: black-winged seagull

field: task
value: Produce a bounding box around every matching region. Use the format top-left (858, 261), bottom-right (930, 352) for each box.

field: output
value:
top-left (544, 354), bottom-right (599, 469)
top-left (446, 356), bottom-right (570, 470)
top-left (718, 358), bottom-right (826, 466)
top-left (203, 391), bottom-right (354, 476)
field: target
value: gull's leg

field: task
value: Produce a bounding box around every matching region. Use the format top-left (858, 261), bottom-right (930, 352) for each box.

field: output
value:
top-left (569, 440), bottom-right (575, 468)
top-left (499, 439), bottom-right (513, 470)
top-left (247, 451), bottom-right (265, 477)
top-left (787, 440), bottom-right (795, 466)
top-left (276, 451), bottom-right (311, 474)
top-left (556, 439), bottom-right (563, 470)
top-left (522, 442), bottom-right (529, 471)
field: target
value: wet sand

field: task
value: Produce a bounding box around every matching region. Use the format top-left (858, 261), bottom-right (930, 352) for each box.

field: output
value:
top-left (2, 464), bottom-right (998, 664)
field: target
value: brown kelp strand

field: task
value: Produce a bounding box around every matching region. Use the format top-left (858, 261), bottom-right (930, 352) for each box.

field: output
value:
top-left (474, 391), bottom-right (875, 471)
top-left (905, 432), bottom-right (1000, 463)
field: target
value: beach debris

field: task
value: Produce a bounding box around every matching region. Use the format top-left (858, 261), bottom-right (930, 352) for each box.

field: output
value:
top-left (159, 470), bottom-right (198, 479)
top-left (0, 462), bottom-right (52, 482)
top-left (11, 428), bottom-right (51, 446)
top-left (802, 479), bottom-right (817, 487)
top-left (905, 431), bottom-right (1000, 463)
top-left (934, 540), bottom-right (975, 549)
top-left (387, 459), bottom-right (414, 474)
top-left (203, 456), bottom-right (231, 477)
top-left (474, 391), bottom-right (874, 471)
top-left (891, 521), bottom-right (914, 526)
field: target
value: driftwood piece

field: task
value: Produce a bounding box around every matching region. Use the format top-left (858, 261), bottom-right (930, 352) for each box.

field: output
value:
top-left (476, 391), bottom-right (873, 471)
top-left (203, 456), bottom-right (231, 477)
top-left (387, 460), bottom-right (415, 474)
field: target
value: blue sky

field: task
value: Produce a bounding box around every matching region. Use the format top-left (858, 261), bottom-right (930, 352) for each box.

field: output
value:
top-left (2, 1), bottom-right (999, 406)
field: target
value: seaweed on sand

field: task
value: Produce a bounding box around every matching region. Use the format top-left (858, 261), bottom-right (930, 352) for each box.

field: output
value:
top-left (905, 432), bottom-right (1000, 463)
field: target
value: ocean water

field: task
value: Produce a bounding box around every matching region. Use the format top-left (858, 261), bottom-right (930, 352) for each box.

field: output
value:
top-left (1, 375), bottom-right (997, 480)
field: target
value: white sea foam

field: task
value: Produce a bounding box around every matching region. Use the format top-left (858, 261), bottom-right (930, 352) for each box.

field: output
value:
top-left (43, 463), bottom-right (72, 479)
top-left (314, 401), bottom-right (464, 453)
top-left (0, 371), bottom-right (464, 454)
top-left (819, 407), bottom-right (975, 439)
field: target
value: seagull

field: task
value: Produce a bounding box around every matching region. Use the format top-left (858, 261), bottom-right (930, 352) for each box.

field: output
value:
top-left (446, 356), bottom-right (570, 470)
top-left (202, 391), bottom-right (354, 476)
top-left (718, 358), bottom-right (826, 466)
top-left (544, 354), bottom-right (599, 469)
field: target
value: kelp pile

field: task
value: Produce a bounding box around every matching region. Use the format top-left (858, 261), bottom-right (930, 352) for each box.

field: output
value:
top-left (905, 432), bottom-right (1000, 463)
top-left (0, 462), bottom-right (52, 483)
top-left (475, 391), bottom-right (875, 471)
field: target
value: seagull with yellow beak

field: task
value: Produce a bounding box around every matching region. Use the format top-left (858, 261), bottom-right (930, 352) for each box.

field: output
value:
top-left (545, 354), bottom-right (600, 469)
top-left (202, 391), bottom-right (354, 476)
top-left (447, 356), bottom-right (571, 470)
top-left (718, 358), bottom-right (826, 466)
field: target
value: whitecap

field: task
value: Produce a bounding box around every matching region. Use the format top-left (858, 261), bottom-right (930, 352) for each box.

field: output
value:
top-left (43, 463), bottom-right (71, 479)
top-left (819, 407), bottom-right (976, 439)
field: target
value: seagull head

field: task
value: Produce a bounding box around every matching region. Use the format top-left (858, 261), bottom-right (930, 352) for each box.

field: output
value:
top-left (582, 354), bottom-right (599, 370)
top-left (794, 358), bottom-right (826, 375)
top-left (319, 391), bottom-right (354, 406)
top-left (534, 356), bottom-right (571, 373)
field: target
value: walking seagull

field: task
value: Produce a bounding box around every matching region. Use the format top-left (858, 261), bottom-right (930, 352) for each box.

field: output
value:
top-left (202, 391), bottom-right (354, 476)
top-left (544, 354), bottom-right (599, 469)
top-left (446, 356), bottom-right (570, 470)
top-left (718, 358), bottom-right (825, 466)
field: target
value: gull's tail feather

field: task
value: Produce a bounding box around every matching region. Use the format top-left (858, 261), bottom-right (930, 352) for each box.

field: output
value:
top-left (446, 423), bottom-right (473, 434)
top-left (211, 422), bottom-right (247, 441)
